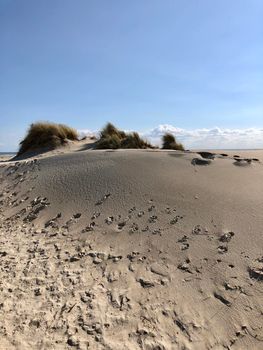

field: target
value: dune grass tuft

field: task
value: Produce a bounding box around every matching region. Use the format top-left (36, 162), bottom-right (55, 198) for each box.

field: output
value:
top-left (18, 122), bottom-right (78, 155)
top-left (162, 133), bottom-right (185, 151)
top-left (96, 123), bottom-right (154, 149)
top-left (100, 122), bottom-right (126, 140)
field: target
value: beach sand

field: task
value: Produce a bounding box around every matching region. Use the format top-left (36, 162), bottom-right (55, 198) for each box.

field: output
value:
top-left (0, 146), bottom-right (262, 349)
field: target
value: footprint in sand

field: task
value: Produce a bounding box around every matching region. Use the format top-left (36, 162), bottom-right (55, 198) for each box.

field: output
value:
top-left (116, 221), bottom-right (127, 231)
top-left (218, 245), bottom-right (228, 254)
top-left (192, 225), bottom-right (208, 235)
top-left (248, 257), bottom-right (263, 281)
top-left (96, 193), bottom-right (111, 205)
top-left (177, 235), bottom-right (189, 250)
top-left (81, 221), bottom-right (96, 233)
top-left (63, 212), bottom-right (82, 229)
top-left (219, 231), bottom-right (234, 243)
top-left (23, 197), bottom-right (50, 222)
top-left (170, 215), bottom-right (183, 225)
top-left (105, 216), bottom-right (114, 224)
top-left (149, 215), bottom-right (158, 223)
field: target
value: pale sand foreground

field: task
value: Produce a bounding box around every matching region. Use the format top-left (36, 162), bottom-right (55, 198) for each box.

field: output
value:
top-left (0, 147), bottom-right (263, 349)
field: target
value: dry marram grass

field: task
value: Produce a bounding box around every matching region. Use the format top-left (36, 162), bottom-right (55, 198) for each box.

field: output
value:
top-left (96, 123), bottom-right (154, 149)
top-left (162, 132), bottom-right (185, 151)
top-left (18, 122), bottom-right (78, 155)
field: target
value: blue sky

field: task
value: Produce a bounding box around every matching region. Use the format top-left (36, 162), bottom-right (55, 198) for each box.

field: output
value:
top-left (0, 0), bottom-right (263, 151)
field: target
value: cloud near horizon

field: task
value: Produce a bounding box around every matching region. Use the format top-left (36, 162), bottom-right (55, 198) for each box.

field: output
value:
top-left (78, 124), bottom-right (263, 150)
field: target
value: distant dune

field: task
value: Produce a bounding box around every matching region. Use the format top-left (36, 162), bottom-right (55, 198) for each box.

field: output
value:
top-left (0, 145), bottom-right (263, 349)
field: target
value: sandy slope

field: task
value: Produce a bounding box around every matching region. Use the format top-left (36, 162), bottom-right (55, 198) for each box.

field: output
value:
top-left (0, 148), bottom-right (263, 350)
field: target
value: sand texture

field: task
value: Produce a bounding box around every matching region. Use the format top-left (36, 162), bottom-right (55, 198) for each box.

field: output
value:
top-left (0, 147), bottom-right (263, 349)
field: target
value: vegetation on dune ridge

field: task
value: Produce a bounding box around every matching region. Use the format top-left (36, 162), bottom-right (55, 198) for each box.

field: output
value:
top-left (18, 122), bottom-right (78, 155)
top-left (162, 132), bottom-right (185, 151)
top-left (17, 121), bottom-right (185, 155)
top-left (96, 122), bottom-right (154, 149)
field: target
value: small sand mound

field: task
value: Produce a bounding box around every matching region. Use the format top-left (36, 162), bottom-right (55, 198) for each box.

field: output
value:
top-left (191, 157), bottom-right (212, 166)
top-left (197, 151), bottom-right (215, 159)
top-left (233, 159), bottom-right (252, 166)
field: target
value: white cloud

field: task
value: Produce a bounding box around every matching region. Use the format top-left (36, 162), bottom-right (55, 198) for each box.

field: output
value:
top-left (77, 129), bottom-right (98, 139)
top-left (143, 124), bottom-right (263, 149)
top-left (78, 124), bottom-right (263, 149)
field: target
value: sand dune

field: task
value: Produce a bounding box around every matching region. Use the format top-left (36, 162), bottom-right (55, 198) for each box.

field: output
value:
top-left (0, 147), bottom-right (263, 349)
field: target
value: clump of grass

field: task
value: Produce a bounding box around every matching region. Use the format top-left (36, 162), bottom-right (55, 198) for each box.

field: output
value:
top-left (96, 133), bottom-right (121, 149)
top-left (96, 123), bottom-right (153, 149)
top-left (121, 132), bottom-right (151, 149)
top-left (162, 133), bottom-right (184, 151)
top-left (18, 122), bottom-right (78, 155)
top-left (100, 122), bottom-right (126, 140)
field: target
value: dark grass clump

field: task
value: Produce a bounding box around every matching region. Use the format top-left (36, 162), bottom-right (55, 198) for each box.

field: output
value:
top-left (100, 122), bottom-right (126, 140)
top-left (96, 123), bottom-right (153, 149)
top-left (162, 133), bottom-right (184, 151)
top-left (18, 122), bottom-right (78, 155)
top-left (96, 134), bottom-right (121, 149)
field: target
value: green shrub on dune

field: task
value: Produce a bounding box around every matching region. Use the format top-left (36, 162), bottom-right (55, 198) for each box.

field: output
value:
top-left (18, 122), bottom-right (78, 155)
top-left (162, 132), bottom-right (185, 151)
top-left (96, 123), bottom-right (154, 149)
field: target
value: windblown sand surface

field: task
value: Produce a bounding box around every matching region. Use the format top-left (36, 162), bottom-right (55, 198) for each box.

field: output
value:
top-left (0, 147), bottom-right (263, 349)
